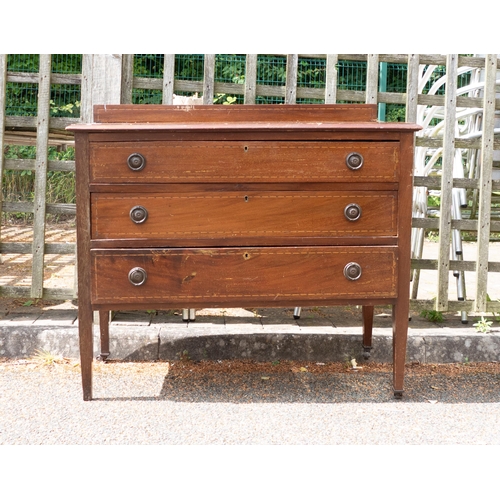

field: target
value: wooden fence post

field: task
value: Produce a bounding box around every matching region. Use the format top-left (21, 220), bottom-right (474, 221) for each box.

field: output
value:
top-left (244, 54), bottom-right (257, 104)
top-left (0, 54), bottom-right (6, 263)
top-left (436, 54), bottom-right (458, 311)
top-left (162, 54), bottom-right (175, 105)
top-left (475, 53), bottom-right (498, 312)
top-left (405, 54), bottom-right (419, 123)
top-left (31, 54), bottom-right (51, 298)
top-left (285, 55), bottom-right (298, 104)
top-left (121, 54), bottom-right (134, 104)
top-left (203, 55), bottom-right (215, 105)
top-left (325, 54), bottom-right (338, 104)
top-left (365, 54), bottom-right (379, 105)
top-left (81, 54), bottom-right (123, 122)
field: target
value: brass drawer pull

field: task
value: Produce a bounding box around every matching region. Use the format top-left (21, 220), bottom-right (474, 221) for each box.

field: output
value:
top-left (129, 205), bottom-right (148, 224)
top-left (128, 267), bottom-right (147, 286)
top-left (127, 153), bottom-right (146, 171)
top-left (344, 262), bottom-right (362, 281)
top-left (345, 152), bottom-right (364, 170)
top-left (344, 203), bottom-right (362, 221)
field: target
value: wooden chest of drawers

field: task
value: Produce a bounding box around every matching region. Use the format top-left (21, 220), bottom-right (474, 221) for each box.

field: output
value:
top-left (69, 104), bottom-right (420, 400)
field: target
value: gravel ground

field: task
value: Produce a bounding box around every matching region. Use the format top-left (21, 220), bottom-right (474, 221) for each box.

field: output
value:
top-left (1, 358), bottom-right (499, 445)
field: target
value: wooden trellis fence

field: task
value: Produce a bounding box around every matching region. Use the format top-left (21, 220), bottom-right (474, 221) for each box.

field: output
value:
top-left (1, 54), bottom-right (499, 314)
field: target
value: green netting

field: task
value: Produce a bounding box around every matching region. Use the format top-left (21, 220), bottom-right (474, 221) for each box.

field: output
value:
top-left (4, 54), bottom-right (477, 119)
top-left (5, 55), bottom-right (81, 118)
top-left (175, 54), bottom-right (204, 80)
top-left (51, 54), bottom-right (82, 74)
top-left (214, 55), bottom-right (245, 104)
top-left (5, 82), bottom-right (38, 116)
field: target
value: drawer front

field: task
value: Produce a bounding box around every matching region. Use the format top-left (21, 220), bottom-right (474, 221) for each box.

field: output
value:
top-left (89, 141), bottom-right (399, 183)
top-left (91, 191), bottom-right (397, 241)
top-left (91, 246), bottom-right (397, 305)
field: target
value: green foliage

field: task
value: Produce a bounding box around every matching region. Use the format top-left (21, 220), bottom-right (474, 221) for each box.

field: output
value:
top-left (473, 316), bottom-right (493, 333)
top-left (2, 145), bottom-right (76, 224)
top-left (420, 309), bottom-right (444, 323)
top-left (177, 350), bottom-right (191, 362)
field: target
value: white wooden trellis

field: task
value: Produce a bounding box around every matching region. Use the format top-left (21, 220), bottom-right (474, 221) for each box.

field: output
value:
top-left (1, 54), bottom-right (499, 314)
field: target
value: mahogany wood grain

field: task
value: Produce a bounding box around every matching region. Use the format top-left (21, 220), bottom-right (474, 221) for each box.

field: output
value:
top-left (68, 104), bottom-right (421, 400)
top-left (74, 132), bottom-right (93, 401)
top-left (90, 246), bottom-right (398, 306)
top-left (89, 141), bottom-right (400, 184)
top-left (93, 104), bottom-right (378, 124)
top-left (392, 132), bottom-right (415, 395)
top-left (91, 191), bottom-right (398, 241)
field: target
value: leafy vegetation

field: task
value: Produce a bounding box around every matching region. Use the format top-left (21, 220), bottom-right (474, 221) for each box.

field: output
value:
top-left (420, 309), bottom-right (445, 323)
top-left (2, 145), bottom-right (75, 224)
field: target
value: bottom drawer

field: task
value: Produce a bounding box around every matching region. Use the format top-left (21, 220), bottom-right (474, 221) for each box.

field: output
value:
top-left (91, 246), bottom-right (398, 306)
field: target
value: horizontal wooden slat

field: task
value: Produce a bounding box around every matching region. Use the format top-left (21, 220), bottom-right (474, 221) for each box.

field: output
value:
top-left (2, 202), bottom-right (76, 215)
top-left (3, 159), bottom-right (75, 172)
top-left (5, 116), bottom-right (79, 131)
top-left (411, 258), bottom-right (499, 272)
top-left (412, 217), bottom-right (500, 231)
top-left (7, 72), bottom-right (81, 84)
top-left (0, 285), bottom-right (75, 300)
top-left (410, 298), bottom-right (500, 313)
top-left (416, 136), bottom-right (500, 149)
top-left (0, 242), bottom-right (75, 254)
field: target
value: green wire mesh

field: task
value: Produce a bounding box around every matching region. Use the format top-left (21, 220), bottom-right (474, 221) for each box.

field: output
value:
top-left (5, 55), bottom-right (82, 118)
top-left (4, 54), bottom-right (476, 121)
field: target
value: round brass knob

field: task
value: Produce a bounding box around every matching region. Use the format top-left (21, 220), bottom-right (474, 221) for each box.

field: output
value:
top-left (344, 262), bottom-right (362, 281)
top-left (344, 203), bottom-right (362, 221)
top-left (128, 267), bottom-right (147, 286)
top-left (345, 152), bottom-right (364, 170)
top-left (127, 153), bottom-right (146, 171)
top-left (130, 205), bottom-right (148, 224)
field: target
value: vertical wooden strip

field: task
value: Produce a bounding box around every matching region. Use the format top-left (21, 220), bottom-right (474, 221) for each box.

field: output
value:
top-left (81, 54), bottom-right (124, 123)
top-left (244, 54), bottom-right (257, 104)
top-left (405, 54), bottom-right (419, 123)
top-left (31, 54), bottom-right (52, 298)
top-left (406, 54), bottom-right (421, 296)
top-left (80, 54), bottom-right (93, 123)
top-left (121, 54), bottom-right (134, 104)
top-left (365, 54), bottom-right (379, 104)
top-left (75, 131), bottom-right (93, 400)
top-left (436, 54), bottom-right (458, 311)
top-left (285, 54), bottom-right (298, 104)
top-left (325, 54), bottom-right (338, 104)
top-left (393, 132), bottom-right (415, 393)
top-left (162, 54), bottom-right (175, 105)
top-left (475, 54), bottom-right (497, 312)
top-left (203, 54), bottom-right (215, 105)
top-left (0, 54), bottom-right (7, 254)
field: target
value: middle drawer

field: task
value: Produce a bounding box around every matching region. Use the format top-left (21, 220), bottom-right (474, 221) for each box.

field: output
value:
top-left (91, 191), bottom-right (397, 242)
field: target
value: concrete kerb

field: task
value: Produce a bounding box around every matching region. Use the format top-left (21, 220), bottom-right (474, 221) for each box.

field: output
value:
top-left (1, 306), bottom-right (499, 365)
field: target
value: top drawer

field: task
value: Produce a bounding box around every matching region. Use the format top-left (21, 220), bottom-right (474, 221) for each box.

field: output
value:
top-left (89, 141), bottom-right (400, 183)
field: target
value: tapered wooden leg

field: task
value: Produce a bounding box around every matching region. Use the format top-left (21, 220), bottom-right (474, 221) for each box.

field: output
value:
top-left (79, 302), bottom-right (94, 401)
top-left (392, 300), bottom-right (409, 399)
top-left (362, 305), bottom-right (374, 359)
top-left (98, 310), bottom-right (110, 361)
